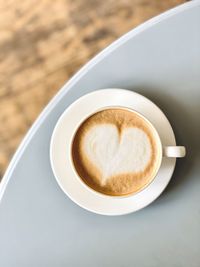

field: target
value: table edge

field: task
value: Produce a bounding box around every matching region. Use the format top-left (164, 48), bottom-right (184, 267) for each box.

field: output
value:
top-left (0, 0), bottom-right (198, 202)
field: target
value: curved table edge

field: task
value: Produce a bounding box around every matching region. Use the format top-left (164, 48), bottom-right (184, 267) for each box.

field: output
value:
top-left (0, 0), bottom-right (198, 202)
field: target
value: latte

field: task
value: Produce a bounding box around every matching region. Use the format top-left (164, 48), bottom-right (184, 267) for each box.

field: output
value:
top-left (72, 108), bottom-right (161, 196)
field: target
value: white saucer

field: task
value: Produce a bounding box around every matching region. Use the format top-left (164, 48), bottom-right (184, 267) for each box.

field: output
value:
top-left (50, 89), bottom-right (176, 215)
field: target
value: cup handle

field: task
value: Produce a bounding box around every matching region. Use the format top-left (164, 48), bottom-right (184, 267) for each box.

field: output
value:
top-left (163, 146), bottom-right (186, 158)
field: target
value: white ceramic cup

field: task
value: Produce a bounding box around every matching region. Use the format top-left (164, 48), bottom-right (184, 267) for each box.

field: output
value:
top-left (69, 106), bottom-right (186, 198)
top-left (50, 89), bottom-right (187, 214)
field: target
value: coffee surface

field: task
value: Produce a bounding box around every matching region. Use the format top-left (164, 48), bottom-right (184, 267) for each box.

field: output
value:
top-left (72, 108), bottom-right (160, 196)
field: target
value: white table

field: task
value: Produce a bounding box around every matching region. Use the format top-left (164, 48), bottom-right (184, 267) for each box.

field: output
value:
top-left (0, 1), bottom-right (200, 266)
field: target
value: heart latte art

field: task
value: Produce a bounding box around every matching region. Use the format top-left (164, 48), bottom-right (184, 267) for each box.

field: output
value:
top-left (72, 109), bottom-right (160, 196)
top-left (83, 125), bottom-right (151, 185)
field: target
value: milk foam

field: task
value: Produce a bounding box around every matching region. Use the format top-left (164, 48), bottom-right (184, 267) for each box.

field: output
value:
top-left (83, 124), bottom-right (152, 185)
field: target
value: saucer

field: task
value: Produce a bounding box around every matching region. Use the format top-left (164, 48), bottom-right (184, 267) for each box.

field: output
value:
top-left (50, 89), bottom-right (176, 215)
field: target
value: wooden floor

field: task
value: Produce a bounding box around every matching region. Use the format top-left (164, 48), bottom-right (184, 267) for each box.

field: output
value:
top-left (0, 0), bottom-right (186, 179)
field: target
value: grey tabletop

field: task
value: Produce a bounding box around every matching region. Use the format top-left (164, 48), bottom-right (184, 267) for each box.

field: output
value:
top-left (0, 1), bottom-right (200, 266)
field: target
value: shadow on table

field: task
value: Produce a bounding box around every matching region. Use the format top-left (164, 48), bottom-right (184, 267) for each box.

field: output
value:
top-left (131, 87), bottom-right (199, 200)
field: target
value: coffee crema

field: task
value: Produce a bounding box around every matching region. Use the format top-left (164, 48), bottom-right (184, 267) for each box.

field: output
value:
top-left (72, 108), bottom-right (161, 196)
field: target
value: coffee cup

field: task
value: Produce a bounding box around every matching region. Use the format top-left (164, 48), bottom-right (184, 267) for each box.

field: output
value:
top-left (50, 88), bottom-right (187, 214)
top-left (70, 106), bottom-right (186, 198)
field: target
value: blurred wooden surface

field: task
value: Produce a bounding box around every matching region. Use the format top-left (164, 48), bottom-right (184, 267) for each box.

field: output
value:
top-left (0, 0), bottom-right (186, 178)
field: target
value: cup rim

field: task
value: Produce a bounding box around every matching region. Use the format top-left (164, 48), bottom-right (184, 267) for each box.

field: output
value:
top-left (69, 105), bottom-right (163, 199)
